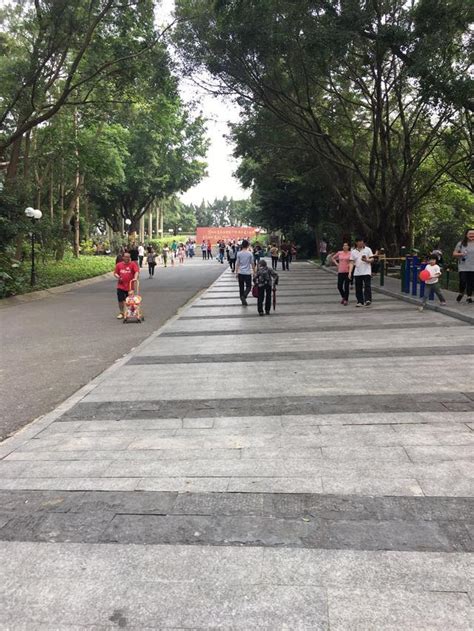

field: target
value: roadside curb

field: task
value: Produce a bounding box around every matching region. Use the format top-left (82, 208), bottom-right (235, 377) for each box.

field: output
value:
top-left (309, 261), bottom-right (474, 326)
top-left (0, 272), bottom-right (115, 308)
top-left (0, 267), bottom-right (228, 457)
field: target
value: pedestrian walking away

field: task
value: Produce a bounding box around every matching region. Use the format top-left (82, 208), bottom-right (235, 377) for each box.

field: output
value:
top-left (253, 260), bottom-right (278, 315)
top-left (270, 244), bottom-right (279, 270)
top-left (178, 243), bottom-right (185, 264)
top-left (218, 240), bottom-right (226, 264)
top-left (129, 242), bottom-right (139, 266)
top-left (418, 255), bottom-right (447, 311)
top-left (332, 242), bottom-right (351, 304)
top-left (201, 240), bottom-right (207, 259)
top-left (114, 252), bottom-right (139, 319)
top-left (453, 228), bottom-right (474, 304)
top-left (228, 243), bottom-right (237, 272)
top-left (138, 243), bottom-right (145, 268)
top-left (207, 240), bottom-right (213, 259)
top-left (280, 242), bottom-right (290, 271)
top-left (235, 239), bottom-right (255, 306)
top-left (162, 244), bottom-right (170, 268)
top-left (147, 249), bottom-right (157, 278)
top-left (349, 238), bottom-right (374, 307)
top-left (319, 238), bottom-right (328, 265)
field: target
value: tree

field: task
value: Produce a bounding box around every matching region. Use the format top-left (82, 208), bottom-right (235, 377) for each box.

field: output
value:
top-left (0, 0), bottom-right (161, 172)
top-left (174, 0), bottom-right (472, 249)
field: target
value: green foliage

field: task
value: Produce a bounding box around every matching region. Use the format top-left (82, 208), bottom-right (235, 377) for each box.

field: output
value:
top-left (174, 0), bottom-right (472, 250)
top-left (0, 254), bottom-right (114, 298)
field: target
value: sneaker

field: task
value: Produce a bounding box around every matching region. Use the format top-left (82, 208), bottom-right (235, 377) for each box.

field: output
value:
top-left (365, 301), bottom-right (371, 307)
top-left (467, 298), bottom-right (473, 304)
top-left (343, 300), bottom-right (348, 306)
top-left (456, 294), bottom-right (463, 303)
top-left (356, 303), bottom-right (363, 307)
top-left (265, 311), bottom-right (270, 315)
top-left (418, 305), bottom-right (424, 312)
top-left (116, 313), bottom-right (124, 319)
top-left (241, 298), bottom-right (248, 306)
top-left (340, 299), bottom-right (344, 304)
top-left (258, 312), bottom-right (265, 316)
top-left (440, 302), bottom-right (447, 306)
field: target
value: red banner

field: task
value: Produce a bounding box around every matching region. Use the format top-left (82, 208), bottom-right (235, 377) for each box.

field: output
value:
top-left (196, 226), bottom-right (258, 244)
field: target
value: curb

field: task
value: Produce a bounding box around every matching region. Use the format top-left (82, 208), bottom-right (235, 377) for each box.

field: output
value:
top-left (0, 267), bottom-right (228, 457)
top-left (309, 262), bottom-right (474, 325)
top-left (0, 272), bottom-right (115, 308)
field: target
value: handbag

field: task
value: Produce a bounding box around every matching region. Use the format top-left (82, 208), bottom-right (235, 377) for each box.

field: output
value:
top-left (251, 284), bottom-right (259, 298)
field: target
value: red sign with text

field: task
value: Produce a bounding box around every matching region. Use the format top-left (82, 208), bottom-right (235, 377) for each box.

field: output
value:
top-left (196, 226), bottom-right (258, 244)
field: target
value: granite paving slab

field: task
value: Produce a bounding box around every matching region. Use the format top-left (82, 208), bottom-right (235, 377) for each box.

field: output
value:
top-left (1, 261), bottom-right (472, 628)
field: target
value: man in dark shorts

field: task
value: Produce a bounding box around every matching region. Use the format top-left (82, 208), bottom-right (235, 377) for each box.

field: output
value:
top-left (114, 252), bottom-right (139, 319)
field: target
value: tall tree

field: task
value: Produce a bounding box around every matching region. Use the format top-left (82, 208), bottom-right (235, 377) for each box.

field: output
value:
top-left (174, 0), bottom-right (472, 248)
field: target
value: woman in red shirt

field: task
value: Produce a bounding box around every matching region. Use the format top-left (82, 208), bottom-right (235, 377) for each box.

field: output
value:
top-left (332, 242), bottom-right (351, 305)
top-left (114, 252), bottom-right (139, 319)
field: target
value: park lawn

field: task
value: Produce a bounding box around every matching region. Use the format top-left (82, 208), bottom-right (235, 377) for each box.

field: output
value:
top-left (5, 255), bottom-right (115, 297)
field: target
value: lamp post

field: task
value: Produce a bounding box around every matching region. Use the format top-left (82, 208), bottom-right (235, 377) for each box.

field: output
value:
top-left (24, 207), bottom-right (42, 286)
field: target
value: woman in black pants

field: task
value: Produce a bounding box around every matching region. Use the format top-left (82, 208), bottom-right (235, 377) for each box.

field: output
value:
top-left (332, 242), bottom-right (351, 305)
top-left (453, 228), bottom-right (474, 304)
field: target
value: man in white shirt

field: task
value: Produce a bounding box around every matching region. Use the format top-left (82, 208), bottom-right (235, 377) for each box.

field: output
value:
top-left (349, 238), bottom-right (374, 307)
top-left (138, 243), bottom-right (145, 268)
top-left (235, 239), bottom-right (255, 305)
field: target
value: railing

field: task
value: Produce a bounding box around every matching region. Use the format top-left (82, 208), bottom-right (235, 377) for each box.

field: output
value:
top-left (376, 249), bottom-right (436, 300)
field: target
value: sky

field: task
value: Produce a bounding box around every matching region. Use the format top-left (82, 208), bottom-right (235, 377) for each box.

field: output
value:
top-left (158, 0), bottom-right (250, 205)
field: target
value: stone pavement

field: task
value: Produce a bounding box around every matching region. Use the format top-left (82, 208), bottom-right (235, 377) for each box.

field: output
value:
top-left (0, 262), bottom-right (473, 629)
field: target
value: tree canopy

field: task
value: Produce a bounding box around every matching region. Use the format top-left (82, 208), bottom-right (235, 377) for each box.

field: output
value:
top-left (174, 0), bottom-right (473, 250)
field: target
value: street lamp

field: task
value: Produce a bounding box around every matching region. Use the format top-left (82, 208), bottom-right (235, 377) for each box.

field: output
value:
top-left (24, 207), bottom-right (42, 286)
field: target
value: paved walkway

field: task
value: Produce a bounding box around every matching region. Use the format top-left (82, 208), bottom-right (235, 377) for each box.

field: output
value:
top-left (0, 257), bottom-right (224, 440)
top-left (0, 262), bottom-right (472, 629)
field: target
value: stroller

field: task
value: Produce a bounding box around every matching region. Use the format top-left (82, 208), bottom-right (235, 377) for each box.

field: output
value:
top-left (123, 279), bottom-right (144, 323)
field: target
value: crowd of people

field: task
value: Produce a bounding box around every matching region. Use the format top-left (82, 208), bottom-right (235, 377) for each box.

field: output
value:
top-left (328, 228), bottom-right (474, 309)
top-left (113, 228), bottom-right (474, 319)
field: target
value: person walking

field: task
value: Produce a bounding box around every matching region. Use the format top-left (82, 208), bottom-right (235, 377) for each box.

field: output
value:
top-left (129, 242), bottom-right (139, 266)
top-left (253, 259), bottom-right (278, 316)
top-left (218, 240), bottom-right (226, 264)
top-left (253, 243), bottom-right (262, 265)
top-left (235, 239), bottom-right (255, 306)
top-left (270, 244), bottom-right (279, 270)
top-left (171, 240), bottom-right (178, 259)
top-left (162, 244), bottom-right (170, 268)
top-left (332, 242), bottom-right (351, 305)
top-left (280, 242), bottom-right (290, 271)
top-left (418, 255), bottom-right (447, 311)
top-left (228, 243), bottom-right (237, 272)
top-left (207, 240), bottom-right (213, 259)
top-left (349, 237), bottom-right (374, 307)
top-left (114, 252), bottom-right (139, 319)
top-left (453, 228), bottom-right (474, 304)
top-left (178, 243), bottom-right (185, 264)
top-left (319, 239), bottom-right (328, 265)
top-left (201, 240), bottom-right (207, 260)
top-left (147, 248), bottom-right (157, 278)
top-left (138, 243), bottom-right (145, 268)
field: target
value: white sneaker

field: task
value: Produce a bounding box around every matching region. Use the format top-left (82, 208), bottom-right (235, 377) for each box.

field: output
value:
top-left (365, 301), bottom-right (371, 307)
top-left (356, 303), bottom-right (363, 307)
top-left (418, 306), bottom-right (424, 312)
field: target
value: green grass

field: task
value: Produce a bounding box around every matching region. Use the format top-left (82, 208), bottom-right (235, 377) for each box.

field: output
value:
top-left (1, 254), bottom-right (115, 297)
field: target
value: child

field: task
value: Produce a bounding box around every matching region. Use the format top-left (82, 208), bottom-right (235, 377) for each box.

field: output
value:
top-left (253, 260), bottom-right (278, 315)
top-left (418, 255), bottom-right (447, 311)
